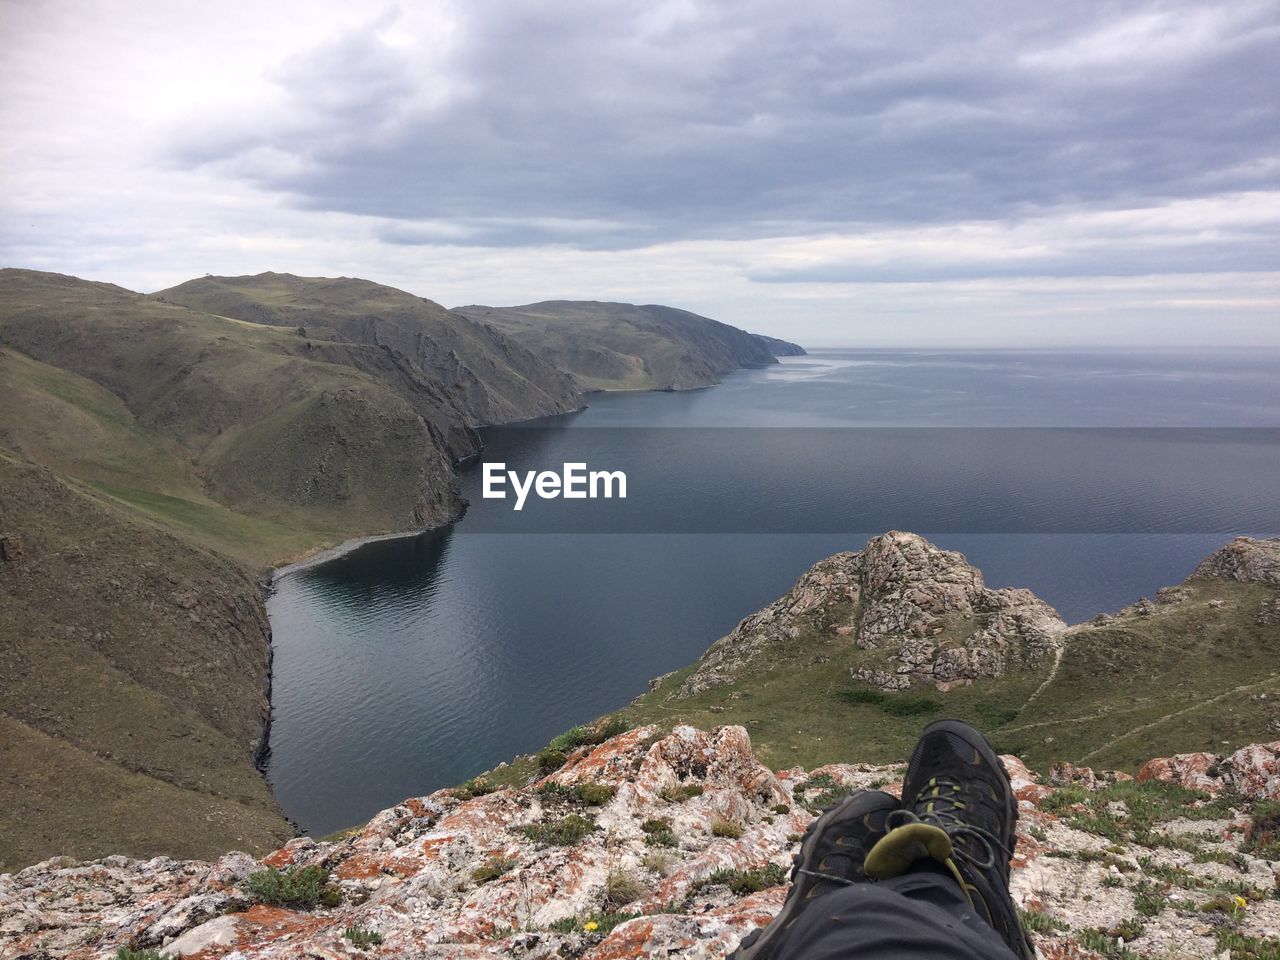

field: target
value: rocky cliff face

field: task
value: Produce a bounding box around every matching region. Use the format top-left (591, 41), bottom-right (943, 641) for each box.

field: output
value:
top-left (1193, 536), bottom-right (1280, 586)
top-left (4, 724), bottom-right (1277, 960)
top-left (677, 532), bottom-right (1066, 697)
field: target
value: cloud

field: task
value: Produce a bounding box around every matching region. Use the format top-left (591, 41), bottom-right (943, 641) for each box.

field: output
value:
top-left (161, 0), bottom-right (1280, 253)
top-left (747, 192), bottom-right (1280, 282)
top-left (1, 0), bottom-right (1278, 344)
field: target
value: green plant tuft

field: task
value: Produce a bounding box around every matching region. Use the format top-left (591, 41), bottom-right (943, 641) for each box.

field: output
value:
top-left (710, 816), bottom-right (744, 839)
top-left (1017, 907), bottom-right (1067, 935)
top-left (536, 749), bottom-right (568, 774)
top-left (472, 856), bottom-right (518, 884)
top-left (603, 868), bottom-right (648, 908)
top-left (659, 783), bottom-right (705, 803)
top-left (244, 865), bottom-right (341, 909)
top-left (642, 817), bottom-right (677, 848)
top-left (342, 926), bottom-right (384, 949)
top-left (520, 814), bottom-right (597, 846)
top-left (686, 864), bottom-right (787, 899)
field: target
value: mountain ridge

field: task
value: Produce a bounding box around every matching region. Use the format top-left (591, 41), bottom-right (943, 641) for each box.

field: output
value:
top-left (453, 300), bottom-right (805, 391)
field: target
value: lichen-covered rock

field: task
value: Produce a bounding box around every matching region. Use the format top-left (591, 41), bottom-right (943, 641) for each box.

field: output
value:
top-left (3, 726), bottom-right (1279, 960)
top-left (1193, 536), bottom-right (1280, 584)
top-left (1139, 740), bottom-right (1280, 801)
top-left (676, 532), bottom-right (1065, 695)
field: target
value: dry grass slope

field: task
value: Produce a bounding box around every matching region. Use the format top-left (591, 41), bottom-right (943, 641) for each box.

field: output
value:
top-left (454, 300), bottom-right (802, 391)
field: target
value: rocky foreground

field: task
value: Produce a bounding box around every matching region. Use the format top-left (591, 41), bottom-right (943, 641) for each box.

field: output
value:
top-left (4, 726), bottom-right (1279, 960)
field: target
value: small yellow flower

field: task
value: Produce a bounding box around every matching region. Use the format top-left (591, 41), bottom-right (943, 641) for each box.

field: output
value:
top-left (1232, 895), bottom-right (1249, 912)
top-left (583, 921), bottom-right (599, 931)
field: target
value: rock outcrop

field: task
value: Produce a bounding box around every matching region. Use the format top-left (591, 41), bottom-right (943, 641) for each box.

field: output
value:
top-left (677, 532), bottom-right (1066, 696)
top-left (1193, 536), bottom-right (1280, 585)
top-left (4, 725), bottom-right (1278, 960)
top-left (1138, 741), bottom-right (1280, 800)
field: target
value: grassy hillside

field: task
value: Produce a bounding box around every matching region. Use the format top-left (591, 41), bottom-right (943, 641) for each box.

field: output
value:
top-left (626, 578), bottom-right (1278, 774)
top-left (155, 272), bottom-right (583, 426)
top-left (0, 267), bottom-right (587, 870)
top-left (488, 536), bottom-right (1280, 791)
top-left (453, 300), bottom-right (804, 391)
top-left (0, 454), bottom-right (293, 869)
top-left (0, 269), bottom-right (477, 567)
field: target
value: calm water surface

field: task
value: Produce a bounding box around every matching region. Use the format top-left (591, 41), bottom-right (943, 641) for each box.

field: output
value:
top-left (267, 349), bottom-right (1280, 834)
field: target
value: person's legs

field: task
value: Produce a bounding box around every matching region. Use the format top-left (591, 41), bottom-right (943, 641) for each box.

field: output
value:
top-left (732, 789), bottom-right (899, 959)
top-left (762, 868), bottom-right (1020, 960)
top-left (729, 719), bottom-right (1033, 960)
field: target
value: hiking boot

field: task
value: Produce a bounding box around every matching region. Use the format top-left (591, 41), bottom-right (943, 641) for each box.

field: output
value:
top-left (729, 789), bottom-right (899, 960)
top-left (863, 719), bottom-right (1034, 959)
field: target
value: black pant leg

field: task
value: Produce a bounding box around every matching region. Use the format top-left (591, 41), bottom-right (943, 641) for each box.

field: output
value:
top-left (767, 873), bottom-right (1021, 960)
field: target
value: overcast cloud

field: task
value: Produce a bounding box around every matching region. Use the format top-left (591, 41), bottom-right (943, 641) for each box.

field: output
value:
top-left (1, 0), bottom-right (1277, 345)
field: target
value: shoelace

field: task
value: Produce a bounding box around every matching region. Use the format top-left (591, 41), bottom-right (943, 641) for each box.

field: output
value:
top-left (886, 775), bottom-right (1011, 871)
top-left (794, 851), bottom-right (858, 887)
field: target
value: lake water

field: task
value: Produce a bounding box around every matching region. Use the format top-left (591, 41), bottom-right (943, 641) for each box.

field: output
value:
top-left (266, 348), bottom-right (1280, 835)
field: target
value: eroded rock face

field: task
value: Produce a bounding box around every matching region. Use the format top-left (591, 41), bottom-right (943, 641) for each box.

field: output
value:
top-left (677, 532), bottom-right (1065, 695)
top-left (6, 725), bottom-right (1278, 960)
top-left (1193, 536), bottom-right (1280, 585)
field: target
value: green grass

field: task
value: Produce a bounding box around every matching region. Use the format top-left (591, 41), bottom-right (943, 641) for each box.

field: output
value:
top-left (536, 749), bottom-right (568, 773)
top-left (547, 717), bottom-right (631, 753)
top-left (472, 856), bottom-right (518, 884)
top-left (1244, 801), bottom-right (1280, 861)
top-left (1130, 879), bottom-right (1168, 917)
top-left (642, 817), bottom-right (677, 848)
top-left (342, 927), bottom-right (384, 949)
top-left (710, 817), bottom-right (743, 838)
top-left (837, 687), bottom-right (942, 717)
top-left (602, 868), bottom-right (648, 908)
top-left (537, 782), bottom-right (616, 806)
top-left (1018, 907), bottom-right (1068, 935)
top-left (1074, 928), bottom-right (1137, 959)
top-left (686, 864), bottom-right (787, 899)
top-left (548, 911), bottom-right (642, 935)
top-left (1216, 928), bottom-right (1280, 960)
top-left (116, 950), bottom-right (163, 960)
top-left (1040, 780), bottom-right (1240, 848)
top-left (660, 784), bottom-right (705, 803)
top-left (793, 773), bottom-right (856, 814)
top-left (609, 578), bottom-right (1279, 780)
top-left (451, 777), bottom-right (496, 801)
top-left (244, 865), bottom-right (341, 909)
top-left (519, 814), bottom-right (597, 846)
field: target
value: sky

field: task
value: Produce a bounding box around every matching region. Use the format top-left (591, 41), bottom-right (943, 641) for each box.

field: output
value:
top-left (2, 0), bottom-right (1278, 346)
